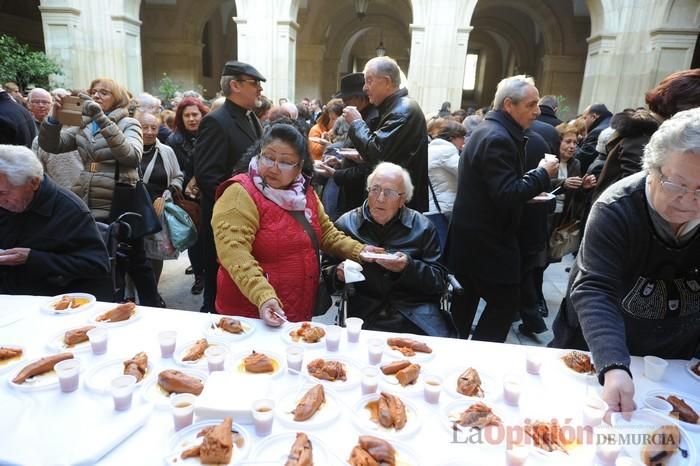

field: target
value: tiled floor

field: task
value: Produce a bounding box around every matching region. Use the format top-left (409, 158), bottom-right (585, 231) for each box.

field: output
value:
top-left (159, 252), bottom-right (574, 348)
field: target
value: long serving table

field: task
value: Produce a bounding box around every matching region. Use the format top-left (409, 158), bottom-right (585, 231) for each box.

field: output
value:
top-left (0, 294), bottom-right (698, 466)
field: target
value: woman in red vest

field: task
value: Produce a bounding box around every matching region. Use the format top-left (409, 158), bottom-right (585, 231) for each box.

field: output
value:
top-left (212, 123), bottom-right (377, 325)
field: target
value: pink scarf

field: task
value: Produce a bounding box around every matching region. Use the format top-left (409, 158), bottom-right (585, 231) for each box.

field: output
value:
top-left (248, 156), bottom-right (312, 221)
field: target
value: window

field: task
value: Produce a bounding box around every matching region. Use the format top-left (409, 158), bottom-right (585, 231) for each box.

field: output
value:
top-left (462, 53), bottom-right (479, 91)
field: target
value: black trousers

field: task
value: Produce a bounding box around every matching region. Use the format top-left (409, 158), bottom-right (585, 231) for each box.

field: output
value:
top-left (451, 273), bottom-right (520, 342)
top-left (200, 199), bottom-right (217, 313)
top-left (187, 232), bottom-right (204, 277)
top-left (114, 236), bottom-right (160, 307)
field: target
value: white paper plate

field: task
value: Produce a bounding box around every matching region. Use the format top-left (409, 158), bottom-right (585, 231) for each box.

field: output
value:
top-left (528, 192), bottom-right (555, 203)
top-left (164, 419), bottom-right (251, 465)
top-left (443, 367), bottom-right (499, 400)
top-left (142, 368), bottom-right (208, 409)
top-left (379, 363), bottom-right (423, 395)
top-left (275, 383), bottom-right (341, 430)
top-left (360, 252), bottom-right (401, 261)
top-left (610, 409), bottom-right (696, 466)
top-left (46, 327), bottom-right (95, 353)
top-left (686, 360), bottom-right (700, 383)
top-left (203, 316), bottom-right (256, 341)
top-left (8, 355), bottom-right (79, 391)
top-left (345, 438), bottom-right (422, 466)
top-left (40, 293), bottom-right (96, 315)
top-left (230, 349), bottom-right (285, 379)
top-left (281, 321), bottom-right (327, 349)
top-left (89, 305), bottom-right (141, 327)
top-left (303, 355), bottom-right (360, 391)
top-left (84, 355), bottom-right (153, 394)
top-left (0, 345), bottom-right (26, 375)
top-left (383, 336), bottom-right (435, 363)
top-left (442, 397), bottom-right (505, 436)
top-left (645, 389), bottom-right (700, 432)
top-left (250, 432), bottom-right (333, 464)
top-left (175, 339), bottom-right (227, 369)
top-left (0, 309), bottom-right (25, 327)
top-left (352, 393), bottom-right (421, 439)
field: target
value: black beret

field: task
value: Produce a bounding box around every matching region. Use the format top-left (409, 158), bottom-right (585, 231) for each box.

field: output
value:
top-left (221, 61), bottom-right (266, 82)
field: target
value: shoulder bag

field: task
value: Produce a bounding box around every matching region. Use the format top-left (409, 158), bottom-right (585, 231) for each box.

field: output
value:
top-left (108, 162), bottom-right (162, 239)
top-left (548, 199), bottom-right (582, 261)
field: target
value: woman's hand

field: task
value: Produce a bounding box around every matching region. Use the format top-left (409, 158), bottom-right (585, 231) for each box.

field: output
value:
top-left (582, 174), bottom-right (597, 190)
top-left (602, 369), bottom-right (636, 421)
top-left (313, 161), bottom-right (335, 177)
top-left (359, 245), bottom-right (385, 263)
top-left (259, 298), bottom-right (286, 327)
top-left (564, 176), bottom-right (583, 189)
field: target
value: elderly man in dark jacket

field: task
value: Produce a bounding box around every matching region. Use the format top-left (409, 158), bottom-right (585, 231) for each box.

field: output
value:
top-left (0, 87), bottom-right (36, 147)
top-left (324, 162), bottom-right (454, 336)
top-left (0, 145), bottom-right (110, 296)
top-left (343, 57), bottom-right (429, 212)
top-left (194, 60), bottom-right (265, 313)
top-left (447, 75), bottom-right (559, 342)
top-left (576, 103), bottom-right (612, 173)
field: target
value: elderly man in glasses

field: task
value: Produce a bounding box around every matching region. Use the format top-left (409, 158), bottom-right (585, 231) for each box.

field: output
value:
top-left (324, 162), bottom-right (455, 337)
top-left (551, 107), bottom-right (700, 417)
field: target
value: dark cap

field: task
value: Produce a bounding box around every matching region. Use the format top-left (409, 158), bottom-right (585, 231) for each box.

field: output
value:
top-left (221, 60), bottom-right (266, 82)
top-left (336, 73), bottom-right (366, 99)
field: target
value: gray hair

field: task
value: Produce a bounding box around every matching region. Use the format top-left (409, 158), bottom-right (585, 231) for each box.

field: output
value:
top-left (538, 95), bottom-right (558, 109)
top-left (367, 162), bottom-right (414, 202)
top-left (51, 87), bottom-right (70, 98)
top-left (137, 92), bottom-right (162, 112)
top-left (28, 87), bottom-right (51, 103)
top-left (463, 114), bottom-right (483, 137)
top-left (364, 57), bottom-right (401, 87)
top-left (643, 107), bottom-right (700, 173)
top-left (220, 75), bottom-right (236, 97)
top-left (493, 75), bottom-right (536, 110)
top-left (0, 145), bottom-right (44, 185)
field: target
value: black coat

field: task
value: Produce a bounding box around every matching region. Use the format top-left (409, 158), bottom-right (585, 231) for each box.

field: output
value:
top-left (575, 114), bottom-right (611, 174)
top-left (519, 129), bottom-right (553, 257)
top-left (447, 110), bottom-right (550, 285)
top-left (530, 120), bottom-right (560, 156)
top-left (167, 130), bottom-right (197, 189)
top-left (348, 88), bottom-right (429, 212)
top-left (537, 105), bottom-right (562, 127)
top-left (0, 91), bottom-right (36, 148)
top-left (0, 176), bottom-right (110, 295)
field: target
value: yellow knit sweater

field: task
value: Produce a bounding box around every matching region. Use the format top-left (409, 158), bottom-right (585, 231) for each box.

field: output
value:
top-left (212, 182), bottom-right (364, 310)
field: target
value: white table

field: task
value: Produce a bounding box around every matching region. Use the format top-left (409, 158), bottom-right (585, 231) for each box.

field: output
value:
top-left (0, 294), bottom-right (697, 465)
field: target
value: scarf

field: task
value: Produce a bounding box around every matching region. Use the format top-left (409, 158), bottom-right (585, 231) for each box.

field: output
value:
top-left (248, 156), bottom-right (312, 221)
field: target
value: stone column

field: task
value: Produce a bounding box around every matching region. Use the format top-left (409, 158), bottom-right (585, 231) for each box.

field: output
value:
top-left (578, 34), bottom-right (618, 112)
top-left (272, 20), bottom-right (299, 102)
top-left (296, 44), bottom-right (326, 101)
top-left (110, 14), bottom-right (143, 94)
top-left (648, 27), bottom-right (700, 86)
top-left (38, 4), bottom-right (84, 89)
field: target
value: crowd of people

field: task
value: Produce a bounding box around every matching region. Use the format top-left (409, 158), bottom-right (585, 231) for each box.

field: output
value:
top-left (1, 59), bottom-right (699, 414)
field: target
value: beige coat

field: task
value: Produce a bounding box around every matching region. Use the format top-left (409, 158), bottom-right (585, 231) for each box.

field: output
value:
top-left (39, 107), bottom-right (142, 221)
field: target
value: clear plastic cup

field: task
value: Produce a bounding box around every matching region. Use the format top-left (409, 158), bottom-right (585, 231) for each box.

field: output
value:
top-left (367, 337), bottom-right (383, 365)
top-left (54, 358), bottom-right (80, 393)
top-left (643, 396), bottom-right (673, 415)
top-left (423, 374), bottom-right (442, 404)
top-left (171, 393), bottom-right (197, 431)
top-left (345, 317), bottom-right (363, 343)
top-left (615, 457), bottom-right (646, 466)
top-left (596, 443), bottom-right (621, 465)
top-left (643, 355), bottom-right (668, 382)
top-left (505, 445), bottom-right (529, 466)
top-left (286, 345), bottom-right (303, 374)
top-left (325, 325), bottom-right (341, 352)
top-left (252, 399), bottom-right (275, 436)
top-left (158, 330), bottom-right (177, 358)
top-left (86, 327), bottom-right (108, 355)
top-left (204, 346), bottom-right (226, 373)
top-left (525, 352), bottom-right (542, 375)
top-left (111, 375), bottom-right (137, 411)
top-left (502, 375), bottom-right (521, 407)
top-left (582, 395), bottom-right (607, 427)
top-left (361, 366), bottom-right (380, 395)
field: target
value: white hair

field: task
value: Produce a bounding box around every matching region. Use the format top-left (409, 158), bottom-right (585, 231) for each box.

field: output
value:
top-left (51, 88), bottom-right (70, 98)
top-left (137, 92), bottom-right (162, 112)
top-left (364, 56), bottom-right (401, 87)
top-left (0, 145), bottom-right (44, 185)
top-left (28, 87), bottom-right (51, 103)
top-left (643, 107), bottom-right (700, 173)
top-left (367, 162), bottom-right (414, 202)
top-left (281, 102), bottom-right (298, 119)
top-left (493, 75), bottom-right (536, 110)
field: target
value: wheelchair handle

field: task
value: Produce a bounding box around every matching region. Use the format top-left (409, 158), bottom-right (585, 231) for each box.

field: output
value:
top-left (447, 274), bottom-right (463, 295)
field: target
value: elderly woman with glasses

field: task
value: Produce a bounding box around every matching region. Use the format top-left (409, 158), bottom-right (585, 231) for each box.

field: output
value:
top-left (551, 107), bottom-right (700, 416)
top-left (212, 123), bottom-right (380, 326)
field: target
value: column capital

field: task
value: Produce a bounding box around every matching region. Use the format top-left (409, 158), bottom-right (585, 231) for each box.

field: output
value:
top-left (277, 20), bottom-right (299, 31)
top-left (38, 6), bottom-right (81, 16)
top-left (111, 15), bottom-right (142, 28)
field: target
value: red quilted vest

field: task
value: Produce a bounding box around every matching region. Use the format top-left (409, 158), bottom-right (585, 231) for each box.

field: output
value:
top-left (214, 174), bottom-right (321, 321)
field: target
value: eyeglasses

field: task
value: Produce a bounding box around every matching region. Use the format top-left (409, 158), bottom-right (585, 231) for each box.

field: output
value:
top-left (367, 185), bottom-right (404, 200)
top-left (30, 100), bottom-right (51, 106)
top-left (237, 79), bottom-right (261, 87)
top-left (90, 88), bottom-right (112, 97)
top-left (660, 175), bottom-right (700, 200)
top-left (258, 153), bottom-right (299, 172)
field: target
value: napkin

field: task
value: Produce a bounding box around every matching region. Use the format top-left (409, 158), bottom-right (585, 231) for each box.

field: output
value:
top-left (343, 259), bottom-right (365, 284)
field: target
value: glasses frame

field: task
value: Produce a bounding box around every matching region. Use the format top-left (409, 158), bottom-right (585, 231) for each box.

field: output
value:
top-left (659, 174), bottom-right (700, 200)
top-left (258, 153), bottom-right (300, 172)
top-left (90, 88), bottom-right (113, 97)
top-left (367, 185), bottom-right (405, 200)
top-left (237, 78), bottom-right (261, 87)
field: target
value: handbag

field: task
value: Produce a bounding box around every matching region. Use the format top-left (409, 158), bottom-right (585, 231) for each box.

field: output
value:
top-left (163, 199), bottom-right (198, 251)
top-left (548, 200), bottom-right (582, 261)
top-left (143, 212), bottom-right (179, 260)
top-left (288, 210), bottom-right (333, 317)
top-left (108, 162), bottom-right (162, 239)
top-left (175, 196), bottom-right (201, 232)
top-left (424, 178), bottom-right (449, 252)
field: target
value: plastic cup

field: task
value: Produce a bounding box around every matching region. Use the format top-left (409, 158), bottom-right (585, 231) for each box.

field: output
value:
top-left (502, 375), bottom-right (521, 407)
top-left (86, 327), bottom-right (108, 355)
top-left (204, 346), bottom-right (226, 373)
top-left (525, 352), bottom-right (542, 375)
top-left (345, 317), bottom-right (363, 343)
top-left (643, 356), bottom-right (668, 382)
top-left (55, 358), bottom-right (80, 393)
top-left (505, 445), bottom-right (529, 466)
top-left (286, 345), bottom-right (303, 374)
top-left (423, 374), bottom-right (442, 404)
top-left (596, 443), bottom-right (621, 465)
top-left (171, 393), bottom-right (197, 431)
top-left (367, 338), bottom-right (383, 365)
top-left (252, 399), bottom-right (275, 436)
top-left (158, 330), bottom-right (177, 358)
top-left (615, 457), bottom-right (646, 466)
top-left (325, 325), bottom-right (341, 352)
top-left (111, 375), bottom-right (137, 411)
top-left (544, 153), bottom-right (558, 162)
top-left (582, 395), bottom-right (607, 427)
top-left (361, 366), bottom-right (380, 395)
top-left (643, 396), bottom-right (673, 415)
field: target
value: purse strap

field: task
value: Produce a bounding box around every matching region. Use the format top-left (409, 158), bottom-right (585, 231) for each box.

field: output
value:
top-left (427, 177), bottom-right (444, 215)
top-left (288, 210), bottom-right (321, 263)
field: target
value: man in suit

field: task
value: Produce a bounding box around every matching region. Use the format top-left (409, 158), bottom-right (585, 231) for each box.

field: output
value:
top-left (447, 75), bottom-right (559, 342)
top-left (0, 85), bottom-right (36, 147)
top-left (194, 60), bottom-right (265, 313)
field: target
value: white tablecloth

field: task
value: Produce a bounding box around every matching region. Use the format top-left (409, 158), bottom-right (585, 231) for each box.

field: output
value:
top-left (0, 294), bottom-right (698, 465)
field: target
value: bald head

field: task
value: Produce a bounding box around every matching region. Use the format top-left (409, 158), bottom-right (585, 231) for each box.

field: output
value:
top-left (28, 88), bottom-right (52, 122)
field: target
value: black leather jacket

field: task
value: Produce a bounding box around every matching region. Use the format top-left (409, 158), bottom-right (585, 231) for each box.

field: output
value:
top-left (348, 88), bottom-right (429, 212)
